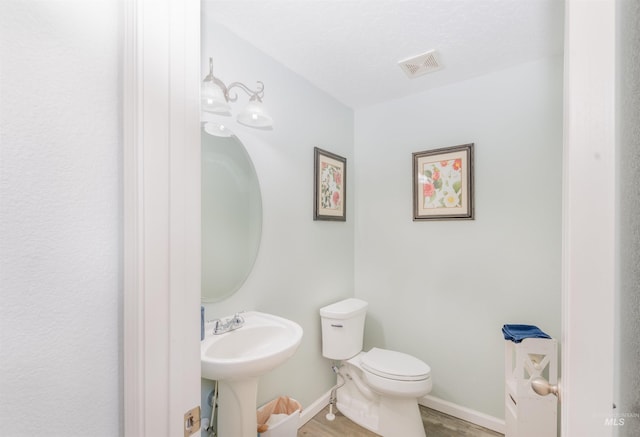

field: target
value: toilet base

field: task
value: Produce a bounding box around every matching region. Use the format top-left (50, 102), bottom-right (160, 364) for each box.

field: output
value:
top-left (336, 399), bottom-right (379, 434)
top-left (337, 393), bottom-right (426, 437)
top-left (336, 360), bottom-right (427, 437)
top-left (378, 396), bottom-right (426, 437)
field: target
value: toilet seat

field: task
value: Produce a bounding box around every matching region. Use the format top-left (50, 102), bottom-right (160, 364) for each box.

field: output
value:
top-left (361, 347), bottom-right (431, 381)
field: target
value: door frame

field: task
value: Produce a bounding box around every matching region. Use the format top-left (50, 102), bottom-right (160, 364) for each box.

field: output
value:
top-left (562, 0), bottom-right (616, 435)
top-left (123, 0), bottom-right (619, 435)
top-left (123, 0), bottom-right (201, 435)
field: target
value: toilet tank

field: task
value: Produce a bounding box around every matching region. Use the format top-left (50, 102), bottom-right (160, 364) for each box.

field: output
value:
top-left (319, 298), bottom-right (368, 360)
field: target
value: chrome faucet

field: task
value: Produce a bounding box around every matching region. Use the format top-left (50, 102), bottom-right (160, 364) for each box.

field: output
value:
top-left (212, 312), bottom-right (245, 335)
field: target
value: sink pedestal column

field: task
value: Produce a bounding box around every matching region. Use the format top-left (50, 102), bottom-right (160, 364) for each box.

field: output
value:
top-left (217, 377), bottom-right (259, 437)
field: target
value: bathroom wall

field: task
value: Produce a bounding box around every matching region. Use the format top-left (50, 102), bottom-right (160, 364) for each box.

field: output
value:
top-left (0, 2), bottom-right (607, 435)
top-left (616, 0), bottom-right (640, 435)
top-left (0, 1), bottom-right (121, 436)
top-left (354, 56), bottom-right (563, 419)
top-left (200, 17), bottom-right (355, 409)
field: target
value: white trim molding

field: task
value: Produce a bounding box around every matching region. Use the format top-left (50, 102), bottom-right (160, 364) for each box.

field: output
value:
top-left (562, 0), bottom-right (616, 436)
top-left (299, 392), bottom-right (505, 434)
top-left (299, 390), bottom-right (333, 427)
top-left (123, 0), bottom-right (201, 435)
top-left (123, 1), bottom-right (143, 434)
top-left (420, 395), bottom-right (505, 434)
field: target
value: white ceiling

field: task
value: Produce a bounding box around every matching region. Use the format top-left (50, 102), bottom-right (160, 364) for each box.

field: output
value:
top-left (203, 0), bottom-right (564, 109)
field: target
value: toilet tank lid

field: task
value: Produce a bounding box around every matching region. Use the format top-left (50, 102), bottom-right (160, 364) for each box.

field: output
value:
top-left (320, 298), bottom-right (368, 319)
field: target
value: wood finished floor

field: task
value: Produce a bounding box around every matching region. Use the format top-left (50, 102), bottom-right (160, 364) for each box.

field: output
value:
top-left (298, 405), bottom-right (503, 437)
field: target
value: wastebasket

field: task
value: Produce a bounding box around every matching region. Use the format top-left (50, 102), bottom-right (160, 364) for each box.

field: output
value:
top-left (256, 396), bottom-right (301, 437)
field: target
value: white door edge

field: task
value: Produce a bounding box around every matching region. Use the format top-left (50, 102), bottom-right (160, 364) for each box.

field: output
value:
top-left (562, 1), bottom-right (616, 436)
top-left (123, 0), bottom-right (201, 435)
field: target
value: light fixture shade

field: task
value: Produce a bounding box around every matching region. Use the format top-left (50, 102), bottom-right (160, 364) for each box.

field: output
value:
top-left (237, 97), bottom-right (273, 128)
top-left (203, 122), bottom-right (234, 138)
top-left (201, 81), bottom-right (231, 115)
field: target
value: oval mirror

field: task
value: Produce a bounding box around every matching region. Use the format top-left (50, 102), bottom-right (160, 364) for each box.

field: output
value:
top-left (201, 128), bottom-right (262, 302)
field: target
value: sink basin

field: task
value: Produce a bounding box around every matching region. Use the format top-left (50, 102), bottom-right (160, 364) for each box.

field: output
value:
top-left (201, 311), bottom-right (304, 437)
top-left (201, 311), bottom-right (303, 381)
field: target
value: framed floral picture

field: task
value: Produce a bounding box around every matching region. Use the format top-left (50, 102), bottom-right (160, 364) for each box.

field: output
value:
top-left (413, 143), bottom-right (474, 220)
top-left (314, 147), bottom-right (346, 221)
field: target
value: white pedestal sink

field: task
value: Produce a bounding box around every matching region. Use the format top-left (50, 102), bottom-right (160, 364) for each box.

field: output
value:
top-left (201, 311), bottom-right (303, 437)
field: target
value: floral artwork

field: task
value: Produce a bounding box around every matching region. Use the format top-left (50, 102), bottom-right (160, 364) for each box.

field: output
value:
top-left (420, 158), bottom-right (463, 209)
top-left (413, 144), bottom-right (474, 220)
top-left (314, 147), bottom-right (346, 221)
top-left (320, 162), bottom-right (343, 210)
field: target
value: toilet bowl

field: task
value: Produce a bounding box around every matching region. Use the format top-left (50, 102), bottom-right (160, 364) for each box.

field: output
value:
top-left (359, 347), bottom-right (432, 397)
top-left (320, 298), bottom-right (432, 437)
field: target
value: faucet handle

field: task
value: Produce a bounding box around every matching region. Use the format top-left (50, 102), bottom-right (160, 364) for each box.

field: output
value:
top-left (232, 311), bottom-right (245, 324)
top-left (212, 319), bottom-right (221, 333)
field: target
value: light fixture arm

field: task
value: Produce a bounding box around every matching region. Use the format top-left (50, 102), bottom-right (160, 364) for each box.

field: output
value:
top-left (226, 81), bottom-right (265, 102)
top-left (205, 57), bottom-right (265, 103)
top-left (202, 56), bottom-right (273, 130)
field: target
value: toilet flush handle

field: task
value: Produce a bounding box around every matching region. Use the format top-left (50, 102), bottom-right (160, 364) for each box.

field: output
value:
top-left (331, 324), bottom-right (343, 328)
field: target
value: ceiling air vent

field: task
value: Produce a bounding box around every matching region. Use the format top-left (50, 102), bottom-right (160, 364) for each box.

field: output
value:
top-left (398, 50), bottom-right (442, 78)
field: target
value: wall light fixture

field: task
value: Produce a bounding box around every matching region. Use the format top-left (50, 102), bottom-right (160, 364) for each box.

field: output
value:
top-left (201, 57), bottom-right (273, 131)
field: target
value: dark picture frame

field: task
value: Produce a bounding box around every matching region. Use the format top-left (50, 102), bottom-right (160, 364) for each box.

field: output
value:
top-left (314, 147), bottom-right (346, 221)
top-left (413, 143), bottom-right (475, 221)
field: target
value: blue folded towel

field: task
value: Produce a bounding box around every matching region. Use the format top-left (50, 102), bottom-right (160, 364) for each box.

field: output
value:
top-left (502, 324), bottom-right (551, 343)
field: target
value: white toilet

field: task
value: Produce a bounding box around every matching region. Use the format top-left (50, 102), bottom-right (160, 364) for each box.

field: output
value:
top-left (320, 298), bottom-right (432, 437)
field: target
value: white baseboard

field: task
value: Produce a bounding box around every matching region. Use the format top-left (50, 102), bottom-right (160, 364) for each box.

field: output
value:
top-left (298, 390), bottom-right (332, 428)
top-left (419, 394), bottom-right (505, 434)
top-left (299, 391), bottom-right (505, 434)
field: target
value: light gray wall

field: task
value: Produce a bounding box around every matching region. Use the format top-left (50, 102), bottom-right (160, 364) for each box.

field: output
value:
top-left (353, 57), bottom-right (563, 419)
top-left (616, 0), bottom-right (640, 435)
top-left (0, 1), bottom-right (121, 436)
top-left (200, 19), bottom-right (355, 409)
